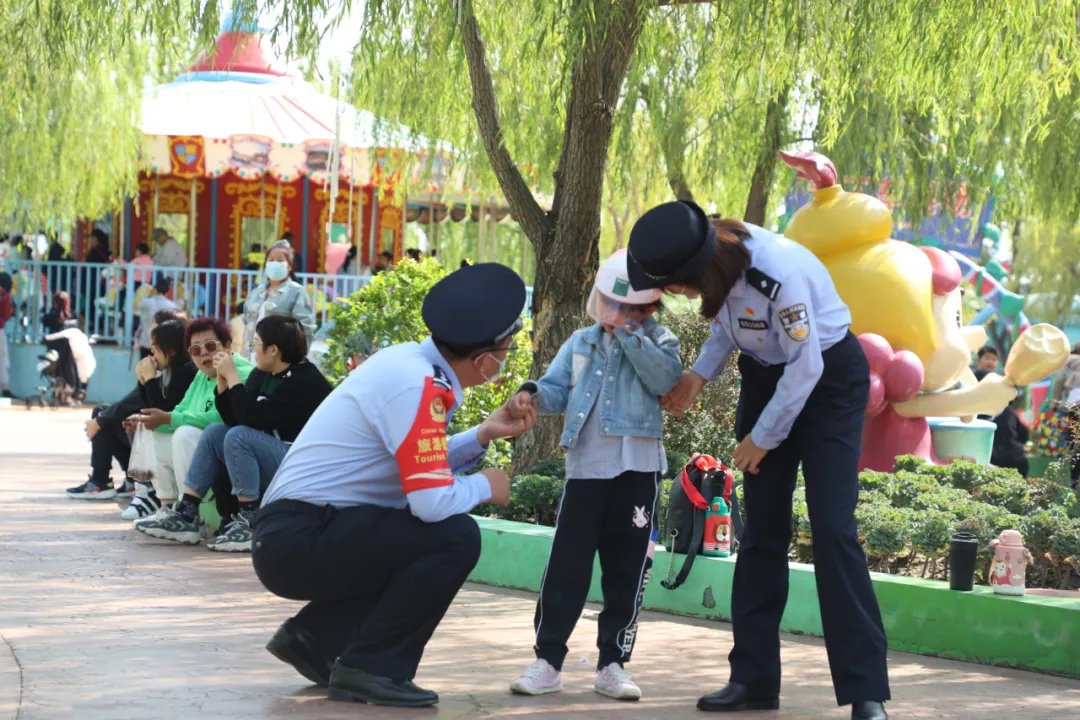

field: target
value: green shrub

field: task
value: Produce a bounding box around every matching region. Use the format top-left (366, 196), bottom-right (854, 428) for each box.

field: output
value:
top-left (324, 257), bottom-right (532, 470)
top-left (660, 307), bottom-right (739, 464)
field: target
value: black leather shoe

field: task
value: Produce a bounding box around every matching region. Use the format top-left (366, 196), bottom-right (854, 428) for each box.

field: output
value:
top-left (328, 662), bottom-right (439, 708)
top-left (697, 682), bottom-right (779, 712)
top-left (265, 618), bottom-right (333, 688)
top-left (852, 701), bottom-right (888, 720)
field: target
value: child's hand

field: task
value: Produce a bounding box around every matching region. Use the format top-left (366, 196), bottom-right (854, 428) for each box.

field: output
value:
top-left (508, 391), bottom-right (536, 419)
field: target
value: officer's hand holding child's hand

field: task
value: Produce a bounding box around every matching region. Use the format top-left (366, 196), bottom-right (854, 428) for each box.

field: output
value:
top-left (480, 468), bottom-right (512, 506)
top-left (733, 435), bottom-right (768, 475)
top-left (508, 391), bottom-right (537, 419)
top-left (479, 401), bottom-right (537, 445)
top-left (662, 372), bottom-right (707, 417)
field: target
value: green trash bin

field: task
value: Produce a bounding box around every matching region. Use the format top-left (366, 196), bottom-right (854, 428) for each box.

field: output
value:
top-left (927, 416), bottom-right (997, 465)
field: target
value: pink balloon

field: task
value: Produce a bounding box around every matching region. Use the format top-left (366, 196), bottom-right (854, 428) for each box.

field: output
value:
top-left (858, 334), bottom-right (894, 376)
top-left (883, 350), bottom-right (924, 401)
top-left (867, 374), bottom-right (887, 417)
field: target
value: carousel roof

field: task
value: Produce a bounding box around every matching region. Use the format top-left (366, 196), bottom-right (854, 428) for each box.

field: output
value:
top-left (139, 12), bottom-right (414, 183)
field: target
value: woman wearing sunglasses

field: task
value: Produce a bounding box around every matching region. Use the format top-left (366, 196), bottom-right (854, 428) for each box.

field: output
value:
top-left (127, 317), bottom-right (254, 522)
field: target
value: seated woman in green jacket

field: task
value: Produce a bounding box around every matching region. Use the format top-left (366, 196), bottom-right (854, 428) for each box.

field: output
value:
top-left (128, 317), bottom-right (254, 525)
top-left (137, 315), bottom-right (331, 551)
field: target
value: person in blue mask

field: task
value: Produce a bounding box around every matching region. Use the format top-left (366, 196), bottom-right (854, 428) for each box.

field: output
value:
top-left (241, 240), bottom-right (315, 361)
top-left (627, 201), bottom-right (890, 720)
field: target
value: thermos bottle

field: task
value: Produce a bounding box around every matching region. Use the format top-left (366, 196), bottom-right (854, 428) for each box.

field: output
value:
top-left (949, 530), bottom-right (979, 591)
top-left (703, 497), bottom-right (732, 557)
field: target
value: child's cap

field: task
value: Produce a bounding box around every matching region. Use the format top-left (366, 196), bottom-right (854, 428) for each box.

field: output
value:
top-left (594, 250), bottom-right (662, 305)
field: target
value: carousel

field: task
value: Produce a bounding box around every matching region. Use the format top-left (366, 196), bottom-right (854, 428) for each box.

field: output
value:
top-left (94, 13), bottom-right (413, 274)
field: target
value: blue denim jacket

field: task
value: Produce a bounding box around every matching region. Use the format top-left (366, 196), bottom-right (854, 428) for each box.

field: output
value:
top-left (532, 319), bottom-right (682, 448)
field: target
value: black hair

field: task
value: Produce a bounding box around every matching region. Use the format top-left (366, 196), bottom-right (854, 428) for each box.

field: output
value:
top-left (0, 272), bottom-right (11, 293)
top-left (90, 228), bottom-right (109, 246)
top-left (380, 251), bottom-right (393, 260)
top-left (136, 243), bottom-right (150, 255)
top-left (153, 308), bottom-right (180, 326)
top-left (154, 276), bottom-right (173, 294)
top-left (255, 315), bottom-right (308, 364)
top-left (977, 346), bottom-right (998, 359)
top-left (151, 320), bottom-right (191, 369)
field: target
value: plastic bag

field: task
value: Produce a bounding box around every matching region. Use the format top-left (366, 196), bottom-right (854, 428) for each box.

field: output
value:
top-left (128, 424), bottom-right (158, 482)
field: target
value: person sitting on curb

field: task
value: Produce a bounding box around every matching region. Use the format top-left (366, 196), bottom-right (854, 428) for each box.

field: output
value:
top-left (137, 315), bottom-right (332, 550)
top-left (126, 317), bottom-right (253, 526)
top-left (68, 312), bottom-right (193, 504)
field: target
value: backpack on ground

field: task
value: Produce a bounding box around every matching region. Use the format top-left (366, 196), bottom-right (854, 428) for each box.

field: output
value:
top-left (661, 453), bottom-right (739, 590)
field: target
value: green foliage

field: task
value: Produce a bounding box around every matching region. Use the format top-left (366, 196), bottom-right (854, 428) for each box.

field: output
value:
top-left (660, 307), bottom-right (739, 463)
top-left (324, 258), bottom-right (532, 470)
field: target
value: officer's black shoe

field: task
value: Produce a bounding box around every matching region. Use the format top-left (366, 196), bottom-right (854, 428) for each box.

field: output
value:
top-left (852, 701), bottom-right (888, 720)
top-left (697, 682), bottom-right (780, 712)
top-left (265, 618), bottom-right (333, 688)
top-left (327, 662), bottom-right (439, 708)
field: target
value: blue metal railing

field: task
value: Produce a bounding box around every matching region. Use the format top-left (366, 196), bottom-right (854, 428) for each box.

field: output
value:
top-left (2, 259), bottom-right (535, 348)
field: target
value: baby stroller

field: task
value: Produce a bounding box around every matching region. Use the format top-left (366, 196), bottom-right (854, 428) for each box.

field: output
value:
top-left (28, 328), bottom-right (95, 409)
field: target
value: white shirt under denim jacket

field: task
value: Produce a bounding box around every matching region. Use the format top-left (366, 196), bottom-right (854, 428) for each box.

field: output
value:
top-left (242, 279), bottom-right (317, 358)
top-left (522, 319), bottom-right (683, 479)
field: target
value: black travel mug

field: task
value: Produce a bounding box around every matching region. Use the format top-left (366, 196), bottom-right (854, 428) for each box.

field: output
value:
top-left (949, 531), bottom-right (979, 591)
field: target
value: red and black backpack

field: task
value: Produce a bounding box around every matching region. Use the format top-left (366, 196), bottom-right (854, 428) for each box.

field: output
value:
top-left (661, 453), bottom-right (736, 590)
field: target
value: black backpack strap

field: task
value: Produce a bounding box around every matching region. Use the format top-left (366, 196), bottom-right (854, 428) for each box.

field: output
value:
top-left (661, 504), bottom-right (706, 590)
top-left (661, 471), bottom-right (716, 591)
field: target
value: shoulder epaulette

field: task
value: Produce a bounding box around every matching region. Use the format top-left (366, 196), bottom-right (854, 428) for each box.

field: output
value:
top-left (431, 365), bottom-right (452, 392)
top-left (746, 268), bottom-right (781, 301)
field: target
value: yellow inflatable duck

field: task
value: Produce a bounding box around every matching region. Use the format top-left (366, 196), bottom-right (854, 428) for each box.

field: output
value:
top-left (780, 151), bottom-right (1069, 471)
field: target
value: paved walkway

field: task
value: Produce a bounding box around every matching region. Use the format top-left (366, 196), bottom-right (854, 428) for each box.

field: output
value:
top-left (1, 407), bottom-right (1078, 720)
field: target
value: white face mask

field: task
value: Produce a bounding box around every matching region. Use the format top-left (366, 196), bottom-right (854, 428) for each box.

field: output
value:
top-left (476, 351), bottom-right (509, 383)
top-left (265, 261), bottom-right (289, 281)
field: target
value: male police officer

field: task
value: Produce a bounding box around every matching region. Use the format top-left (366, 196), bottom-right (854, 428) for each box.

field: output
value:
top-left (253, 262), bottom-right (536, 708)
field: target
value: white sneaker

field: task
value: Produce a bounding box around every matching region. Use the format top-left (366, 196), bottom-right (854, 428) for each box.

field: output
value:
top-left (120, 490), bottom-right (161, 521)
top-left (594, 663), bottom-right (641, 701)
top-left (510, 659), bottom-right (562, 696)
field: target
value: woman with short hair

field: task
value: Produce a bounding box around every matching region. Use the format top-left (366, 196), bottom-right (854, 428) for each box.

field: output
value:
top-left (241, 240), bottom-right (316, 361)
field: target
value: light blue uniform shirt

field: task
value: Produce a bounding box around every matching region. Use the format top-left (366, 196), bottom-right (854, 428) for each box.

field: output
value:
top-left (262, 338), bottom-right (491, 523)
top-left (691, 224), bottom-right (851, 451)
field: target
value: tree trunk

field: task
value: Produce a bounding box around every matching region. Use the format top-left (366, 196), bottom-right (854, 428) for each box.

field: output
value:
top-left (461, 1), bottom-right (647, 476)
top-left (743, 86), bottom-right (790, 225)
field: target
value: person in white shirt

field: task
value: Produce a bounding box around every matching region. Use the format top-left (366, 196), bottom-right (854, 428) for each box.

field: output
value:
top-left (151, 228), bottom-right (187, 268)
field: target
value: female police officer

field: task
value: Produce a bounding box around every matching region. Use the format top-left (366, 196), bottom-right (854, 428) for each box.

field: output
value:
top-left (253, 263), bottom-right (536, 708)
top-left (627, 202), bottom-right (889, 720)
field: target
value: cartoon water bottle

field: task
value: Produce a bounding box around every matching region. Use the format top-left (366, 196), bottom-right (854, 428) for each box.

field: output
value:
top-left (989, 529), bottom-right (1032, 596)
top-left (703, 497), bottom-right (732, 557)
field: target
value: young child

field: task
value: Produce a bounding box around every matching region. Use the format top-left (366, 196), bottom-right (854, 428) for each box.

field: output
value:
top-left (508, 250), bottom-right (682, 701)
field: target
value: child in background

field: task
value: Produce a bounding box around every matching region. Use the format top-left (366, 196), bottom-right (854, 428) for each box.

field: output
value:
top-left (507, 250), bottom-right (682, 701)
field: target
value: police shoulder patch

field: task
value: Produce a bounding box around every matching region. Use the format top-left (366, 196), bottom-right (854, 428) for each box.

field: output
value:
top-left (778, 303), bottom-right (810, 342)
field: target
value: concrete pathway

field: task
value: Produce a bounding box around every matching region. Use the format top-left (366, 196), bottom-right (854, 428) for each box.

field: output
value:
top-left (1, 407), bottom-right (1078, 719)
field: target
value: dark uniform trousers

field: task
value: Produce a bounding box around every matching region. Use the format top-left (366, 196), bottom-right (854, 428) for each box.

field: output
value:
top-left (252, 499), bottom-right (481, 681)
top-left (533, 470), bottom-right (660, 671)
top-left (730, 333), bottom-right (890, 706)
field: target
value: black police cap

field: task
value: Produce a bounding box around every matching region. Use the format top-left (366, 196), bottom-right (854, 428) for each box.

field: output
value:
top-left (626, 200), bottom-right (717, 290)
top-left (423, 262), bottom-right (526, 353)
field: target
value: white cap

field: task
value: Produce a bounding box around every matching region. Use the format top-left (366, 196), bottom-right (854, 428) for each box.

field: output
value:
top-left (593, 250), bottom-right (662, 305)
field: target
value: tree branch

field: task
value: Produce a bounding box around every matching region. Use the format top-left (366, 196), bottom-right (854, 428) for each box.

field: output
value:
top-left (459, 4), bottom-right (548, 243)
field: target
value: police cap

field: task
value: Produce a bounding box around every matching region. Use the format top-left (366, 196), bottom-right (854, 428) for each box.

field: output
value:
top-left (626, 200), bottom-right (717, 290)
top-left (423, 262), bottom-right (526, 354)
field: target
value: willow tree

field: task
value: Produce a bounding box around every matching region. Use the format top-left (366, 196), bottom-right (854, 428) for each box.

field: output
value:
top-left (349, 0), bottom-right (1080, 470)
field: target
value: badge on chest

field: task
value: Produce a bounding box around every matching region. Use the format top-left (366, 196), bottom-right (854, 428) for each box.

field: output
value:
top-left (778, 303), bottom-right (810, 342)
